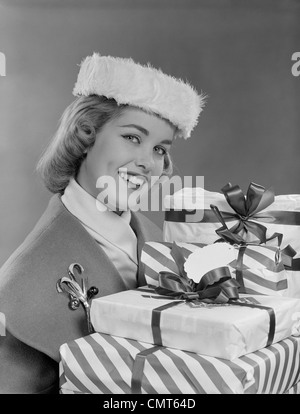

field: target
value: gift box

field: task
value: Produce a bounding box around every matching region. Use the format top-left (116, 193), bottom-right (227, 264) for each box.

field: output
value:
top-left (141, 241), bottom-right (288, 296)
top-left (90, 288), bottom-right (300, 360)
top-left (59, 332), bottom-right (300, 394)
top-left (285, 382), bottom-right (300, 394)
top-left (163, 184), bottom-right (300, 298)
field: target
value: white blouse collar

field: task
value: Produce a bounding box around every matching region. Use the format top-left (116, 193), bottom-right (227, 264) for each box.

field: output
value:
top-left (61, 178), bottom-right (138, 264)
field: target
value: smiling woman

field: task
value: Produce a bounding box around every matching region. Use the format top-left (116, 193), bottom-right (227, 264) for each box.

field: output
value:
top-left (76, 108), bottom-right (176, 212)
top-left (0, 53), bottom-right (205, 394)
top-left (36, 95), bottom-right (176, 204)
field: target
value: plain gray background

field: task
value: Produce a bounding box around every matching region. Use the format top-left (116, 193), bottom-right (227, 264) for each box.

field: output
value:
top-left (0, 0), bottom-right (300, 266)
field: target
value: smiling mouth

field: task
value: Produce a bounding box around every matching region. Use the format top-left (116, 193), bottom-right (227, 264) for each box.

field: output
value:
top-left (118, 171), bottom-right (147, 190)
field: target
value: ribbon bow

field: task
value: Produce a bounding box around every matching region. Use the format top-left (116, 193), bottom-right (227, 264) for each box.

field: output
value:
top-left (56, 263), bottom-right (99, 334)
top-left (213, 182), bottom-right (276, 243)
top-left (210, 204), bottom-right (299, 287)
top-left (155, 242), bottom-right (240, 303)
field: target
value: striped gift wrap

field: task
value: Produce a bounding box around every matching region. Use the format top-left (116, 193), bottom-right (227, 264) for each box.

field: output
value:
top-left (59, 333), bottom-right (300, 394)
top-left (285, 381), bottom-right (300, 394)
top-left (141, 241), bottom-right (288, 296)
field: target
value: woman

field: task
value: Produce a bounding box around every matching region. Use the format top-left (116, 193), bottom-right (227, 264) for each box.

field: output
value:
top-left (0, 53), bottom-right (205, 393)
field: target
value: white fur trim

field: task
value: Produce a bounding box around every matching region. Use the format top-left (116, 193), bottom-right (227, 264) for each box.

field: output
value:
top-left (73, 53), bottom-right (206, 139)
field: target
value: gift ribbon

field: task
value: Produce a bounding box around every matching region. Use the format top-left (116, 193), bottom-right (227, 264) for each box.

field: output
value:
top-left (165, 208), bottom-right (300, 225)
top-left (211, 204), bottom-right (299, 274)
top-left (280, 245), bottom-right (300, 271)
top-left (155, 242), bottom-right (240, 303)
top-left (223, 241), bottom-right (292, 294)
top-left (149, 242), bottom-right (240, 345)
top-left (228, 300), bottom-right (276, 347)
top-left (131, 345), bottom-right (161, 394)
top-left (290, 258), bottom-right (300, 271)
top-left (235, 245), bottom-right (247, 293)
top-left (217, 182), bottom-right (276, 242)
top-left (165, 182), bottom-right (300, 243)
top-left (131, 343), bottom-right (206, 394)
top-left (131, 302), bottom-right (275, 394)
top-left (147, 243), bottom-right (276, 355)
top-left (149, 296), bottom-right (276, 354)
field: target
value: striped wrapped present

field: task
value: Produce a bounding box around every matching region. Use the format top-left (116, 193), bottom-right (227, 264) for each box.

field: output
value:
top-left (90, 288), bottom-right (300, 360)
top-left (141, 241), bottom-right (288, 296)
top-left (285, 382), bottom-right (300, 394)
top-left (59, 333), bottom-right (300, 394)
top-left (163, 185), bottom-right (300, 298)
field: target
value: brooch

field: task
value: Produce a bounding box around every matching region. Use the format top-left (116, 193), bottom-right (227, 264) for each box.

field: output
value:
top-left (56, 263), bottom-right (99, 333)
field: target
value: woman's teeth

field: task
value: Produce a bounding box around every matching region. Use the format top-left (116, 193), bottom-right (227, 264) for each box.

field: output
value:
top-left (119, 172), bottom-right (144, 189)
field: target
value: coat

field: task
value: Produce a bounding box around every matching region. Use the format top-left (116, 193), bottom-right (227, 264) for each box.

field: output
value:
top-left (0, 194), bottom-right (163, 394)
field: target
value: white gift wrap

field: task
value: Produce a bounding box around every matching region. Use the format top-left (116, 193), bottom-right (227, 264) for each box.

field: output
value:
top-left (163, 188), bottom-right (300, 298)
top-left (164, 188), bottom-right (300, 247)
top-left (141, 241), bottom-right (288, 296)
top-left (90, 289), bottom-right (300, 361)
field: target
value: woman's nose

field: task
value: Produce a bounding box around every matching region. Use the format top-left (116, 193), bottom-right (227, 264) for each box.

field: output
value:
top-left (135, 153), bottom-right (155, 172)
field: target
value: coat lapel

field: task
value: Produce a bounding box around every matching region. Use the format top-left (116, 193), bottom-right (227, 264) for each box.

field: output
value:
top-left (0, 195), bottom-right (163, 362)
top-left (0, 195), bottom-right (127, 361)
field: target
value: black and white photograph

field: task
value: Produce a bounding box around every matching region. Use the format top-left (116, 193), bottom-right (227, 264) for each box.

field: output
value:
top-left (0, 0), bottom-right (300, 397)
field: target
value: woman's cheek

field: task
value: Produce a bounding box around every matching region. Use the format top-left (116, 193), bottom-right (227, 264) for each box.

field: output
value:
top-left (154, 158), bottom-right (165, 177)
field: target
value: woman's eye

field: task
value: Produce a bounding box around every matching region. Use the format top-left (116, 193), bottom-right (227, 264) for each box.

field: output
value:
top-left (154, 146), bottom-right (166, 156)
top-left (122, 134), bottom-right (140, 144)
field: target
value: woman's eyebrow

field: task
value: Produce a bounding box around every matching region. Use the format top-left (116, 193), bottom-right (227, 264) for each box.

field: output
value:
top-left (119, 124), bottom-right (149, 136)
top-left (160, 139), bottom-right (173, 145)
top-left (119, 124), bottom-right (173, 145)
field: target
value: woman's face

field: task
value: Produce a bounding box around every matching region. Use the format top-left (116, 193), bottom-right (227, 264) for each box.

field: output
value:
top-left (76, 107), bottom-right (175, 212)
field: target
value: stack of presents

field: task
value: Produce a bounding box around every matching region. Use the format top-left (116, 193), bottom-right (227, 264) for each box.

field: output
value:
top-left (59, 183), bottom-right (300, 394)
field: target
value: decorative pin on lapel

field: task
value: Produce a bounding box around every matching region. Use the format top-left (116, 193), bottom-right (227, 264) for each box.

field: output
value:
top-left (56, 263), bottom-right (99, 333)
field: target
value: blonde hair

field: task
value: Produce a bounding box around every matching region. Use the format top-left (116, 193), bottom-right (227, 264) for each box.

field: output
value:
top-left (37, 95), bottom-right (173, 194)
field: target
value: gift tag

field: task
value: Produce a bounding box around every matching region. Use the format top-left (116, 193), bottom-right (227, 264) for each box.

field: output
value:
top-left (184, 243), bottom-right (236, 283)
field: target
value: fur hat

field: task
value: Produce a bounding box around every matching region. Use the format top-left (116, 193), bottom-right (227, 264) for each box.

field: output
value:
top-left (73, 53), bottom-right (206, 139)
